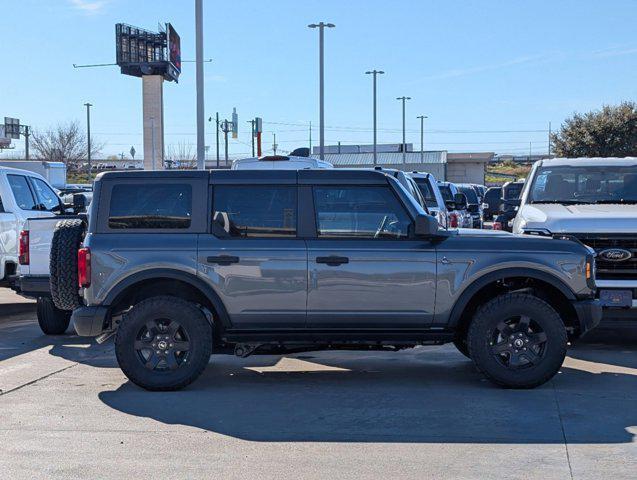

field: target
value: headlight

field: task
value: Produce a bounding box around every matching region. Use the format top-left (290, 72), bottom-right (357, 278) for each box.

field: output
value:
top-left (522, 228), bottom-right (552, 236)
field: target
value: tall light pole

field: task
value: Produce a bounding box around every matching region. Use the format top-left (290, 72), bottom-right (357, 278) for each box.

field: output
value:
top-left (396, 96), bottom-right (411, 163)
top-left (365, 70), bottom-right (384, 165)
top-left (308, 22), bottom-right (335, 160)
top-left (195, 0), bottom-right (205, 170)
top-left (84, 102), bottom-right (92, 178)
top-left (416, 115), bottom-right (428, 162)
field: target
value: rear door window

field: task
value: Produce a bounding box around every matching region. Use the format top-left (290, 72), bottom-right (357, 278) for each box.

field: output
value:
top-left (313, 186), bottom-right (411, 239)
top-left (108, 184), bottom-right (192, 229)
top-left (30, 177), bottom-right (60, 211)
top-left (212, 185), bottom-right (297, 238)
top-left (7, 174), bottom-right (37, 210)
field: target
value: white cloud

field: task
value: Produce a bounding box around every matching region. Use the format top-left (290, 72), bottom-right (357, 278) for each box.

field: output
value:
top-left (591, 45), bottom-right (637, 58)
top-left (412, 53), bottom-right (558, 83)
top-left (69, 0), bottom-right (109, 15)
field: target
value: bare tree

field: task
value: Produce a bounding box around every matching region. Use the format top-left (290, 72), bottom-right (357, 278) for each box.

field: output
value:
top-left (31, 121), bottom-right (104, 169)
top-left (165, 141), bottom-right (197, 169)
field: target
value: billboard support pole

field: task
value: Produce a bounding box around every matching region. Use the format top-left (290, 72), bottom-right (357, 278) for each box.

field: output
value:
top-left (216, 112), bottom-right (220, 168)
top-left (195, 0), bottom-right (205, 170)
top-left (257, 132), bottom-right (262, 157)
top-left (24, 126), bottom-right (30, 160)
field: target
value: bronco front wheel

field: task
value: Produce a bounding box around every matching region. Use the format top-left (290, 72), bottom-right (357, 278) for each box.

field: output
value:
top-left (115, 296), bottom-right (212, 391)
top-left (468, 293), bottom-right (567, 389)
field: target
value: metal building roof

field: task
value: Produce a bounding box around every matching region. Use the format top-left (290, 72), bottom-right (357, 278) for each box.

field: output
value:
top-left (310, 151), bottom-right (447, 166)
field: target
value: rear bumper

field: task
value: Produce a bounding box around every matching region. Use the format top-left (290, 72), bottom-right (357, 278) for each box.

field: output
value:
top-left (71, 306), bottom-right (109, 336)
top-left (571, 299), bottom-right (603, 335)
top-left (10, 275), bottom-right (50, 298)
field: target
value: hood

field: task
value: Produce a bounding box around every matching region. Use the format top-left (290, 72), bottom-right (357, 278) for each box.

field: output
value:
top-left (519, 203), bottom-right (637, 233)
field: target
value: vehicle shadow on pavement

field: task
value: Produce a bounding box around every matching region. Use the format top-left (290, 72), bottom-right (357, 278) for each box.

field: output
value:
top-left (97, 344), bottom-right (637, 445)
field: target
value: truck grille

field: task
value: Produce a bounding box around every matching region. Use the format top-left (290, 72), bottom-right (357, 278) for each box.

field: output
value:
top-left (572, 234), bottom-right (637, 280)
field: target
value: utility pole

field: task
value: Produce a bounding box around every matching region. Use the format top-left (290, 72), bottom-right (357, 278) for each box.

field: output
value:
top-left (308, 22), bottom-right (335, 160)
top-left (529, 141), bottom-right (532, 162)
top-left (248, 119), bottom-right (256, 157)
top-left (216, 112), bottom-right (220, 167)
top-left (548, 121), bottom-right (552, 156)
top-left (195, 0), bottom-right (205, 170)
top-left (365, 70), bottom-right (384, 165)
top-left (84, 102), bottom-right (92, 178)
top-left (309, 121), bottom-right (312, 152)
top-left (417, 115), bottom-right (427, 162)
top-left (23, 125), bottom-right (30, 160)
top-left (222, 120), bottom-right (229, 165)
top-left (273, 133), bottom-right (278, 155)
top-left (396, 96), bottom-right (411, 164)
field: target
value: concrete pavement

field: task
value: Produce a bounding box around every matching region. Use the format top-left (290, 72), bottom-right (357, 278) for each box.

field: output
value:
top-left (0, 287), bottom-right (36, 316)
top-left (0, 313), bottom-right (635, 480)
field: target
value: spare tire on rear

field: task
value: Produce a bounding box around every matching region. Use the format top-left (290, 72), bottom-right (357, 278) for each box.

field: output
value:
top-left (50, 219), bottom-right (85, 311)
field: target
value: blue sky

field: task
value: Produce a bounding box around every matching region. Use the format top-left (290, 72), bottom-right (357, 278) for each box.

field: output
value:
top-left (1, 0), bottom-right (636, 159)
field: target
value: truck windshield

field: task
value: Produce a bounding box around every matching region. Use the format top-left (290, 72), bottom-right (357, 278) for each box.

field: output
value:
top-left (458, 186), bottom-right (478, 204)
top-left (529, 165), bottom-right (637, 204)
top-left (438, 185), bottom-right (453, 202)
top-left (413, 178), bottom-right (439, 208)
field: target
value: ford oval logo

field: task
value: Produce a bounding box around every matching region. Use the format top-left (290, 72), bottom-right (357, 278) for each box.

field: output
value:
top-left (598, 248), bottom-right (633, 262)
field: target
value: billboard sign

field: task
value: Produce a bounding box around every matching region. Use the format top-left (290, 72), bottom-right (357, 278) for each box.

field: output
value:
top-left (115, 23), bottom-right (180, 82)
top-left (255, 117), bottom-right (263, 134)
top-left (232, 108), bottom-right (238, 139)
top-left (0, 125), bottom-right (10, 147)
top-left (166, 23), bottom-right (181, 74)
top-left (4, 117), bottom-right (20, 139)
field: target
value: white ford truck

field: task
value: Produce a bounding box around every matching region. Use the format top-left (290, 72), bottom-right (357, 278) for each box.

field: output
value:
top-left (0, 166), bottom-right (84, 334)
top-left (513, 157), bottom-right (637, 321)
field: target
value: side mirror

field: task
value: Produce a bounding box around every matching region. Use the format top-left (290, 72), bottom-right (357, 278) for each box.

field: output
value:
top-left (444, 200), bottom-right (456, 211)
top-left (415, 214), bottom-right (439, 237)
top-left (73, 193), bottom-right (87, 214)
top-left (454, 193), bottom-right (468, 210)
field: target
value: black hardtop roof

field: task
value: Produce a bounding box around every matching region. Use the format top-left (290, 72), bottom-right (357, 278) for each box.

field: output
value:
top-left (97, 168), bottom-right (390, 185)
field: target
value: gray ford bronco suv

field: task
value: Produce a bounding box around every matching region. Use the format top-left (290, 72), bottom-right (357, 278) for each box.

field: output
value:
top-left (49, 169), bottom-right (601, 391)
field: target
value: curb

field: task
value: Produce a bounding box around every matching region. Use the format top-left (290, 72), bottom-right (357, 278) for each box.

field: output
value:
top-left (0, 302), bottom-right (37, 317)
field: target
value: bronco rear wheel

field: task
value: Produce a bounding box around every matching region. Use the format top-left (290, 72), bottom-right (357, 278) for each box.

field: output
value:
top-left (468, 293), bottom-right (567, 389)
top-left (115, 296), bottom-right (212, 391)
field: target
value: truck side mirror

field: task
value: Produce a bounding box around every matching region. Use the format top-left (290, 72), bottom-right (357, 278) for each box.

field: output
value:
top-left (453, 193), bottom-right (468, 210)
top-left (444, 200), bottom-right (456, 211)
top-left (73, 194), bottom-right (87, 214)
top-left (414, 214), bottom-right (439, 237)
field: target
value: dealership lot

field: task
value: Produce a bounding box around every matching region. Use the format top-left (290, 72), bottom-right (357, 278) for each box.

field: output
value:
top-left (0, 311), bottom-right (635, 480)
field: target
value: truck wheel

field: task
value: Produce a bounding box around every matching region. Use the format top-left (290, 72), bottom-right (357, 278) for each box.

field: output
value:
top-left (453, 337), bottom-right (471, 359)
top-left (115, 296), bottom-right (212, 391)
top-left (468, 293), bottom-right (567, 389)
top-left (50, 219), bottom-right (85, 311)
top-left (37, 297), bottom-right (72, 335)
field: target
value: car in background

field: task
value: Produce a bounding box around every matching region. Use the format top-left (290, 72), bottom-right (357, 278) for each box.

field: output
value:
top-left (493, 180), bottom-right (525, 231)
top-left (372, 168), bottom-right (428, 212)
top-left (409, 172), bottom-right (449, 228)
top-left (456, 183), bottom-right (483, 228)
top-left (483, 186), bottom-right (502, 221)
top-left (232, 155), bottom-right (333, 170)
top-left (473, 184), bottom-right (486, 202)
top-left (512, 157), bottom-right (637, 319)
top-left (438, 181), bottom-right (471, 228)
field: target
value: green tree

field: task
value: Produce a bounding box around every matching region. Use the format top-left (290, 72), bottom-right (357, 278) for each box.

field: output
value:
top-left (551, 102), bottom-right (637, 157)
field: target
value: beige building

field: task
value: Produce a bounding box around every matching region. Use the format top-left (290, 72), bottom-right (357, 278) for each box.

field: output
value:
top-left (445, 152), bottom-right (494, 184)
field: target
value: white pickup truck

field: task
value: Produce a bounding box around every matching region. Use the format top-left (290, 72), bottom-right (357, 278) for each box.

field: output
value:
top-left (513, 157), bottom-right (637, 322)
top-left (0, 166), bottom-right (85, 334)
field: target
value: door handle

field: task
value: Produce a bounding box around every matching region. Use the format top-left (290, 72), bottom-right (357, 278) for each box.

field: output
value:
top-left (206, 255), bottom-right (239, 265)
top-left (440, 256), bottom-right (451, 265)
top-left (316, 256), bottom-right (349, 266)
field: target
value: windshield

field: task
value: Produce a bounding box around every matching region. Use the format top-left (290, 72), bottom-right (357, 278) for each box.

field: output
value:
top-left (413, 178), bottom-right (439, 208)
top-left (438, 185), bottom-right (453, 202)
top-left (529, 165), bottom-right (637, 204)
top-left (458, 186), bottom-right (478, 204)
top-left (503, 183), bottom-right (524, 199)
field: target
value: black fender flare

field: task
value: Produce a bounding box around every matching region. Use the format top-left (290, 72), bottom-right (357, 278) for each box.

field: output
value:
top-left (447, 267), bottom-right (576, 328)
top-left (103, 268), bottom-right (231, 329)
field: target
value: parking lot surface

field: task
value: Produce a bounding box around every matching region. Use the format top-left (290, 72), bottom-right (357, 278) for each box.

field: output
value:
top-left (0, 312), bottom-right (635, 480)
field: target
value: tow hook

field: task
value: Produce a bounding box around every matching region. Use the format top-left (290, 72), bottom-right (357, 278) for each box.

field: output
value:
top-left (234, 343), bottom-right (261, 358)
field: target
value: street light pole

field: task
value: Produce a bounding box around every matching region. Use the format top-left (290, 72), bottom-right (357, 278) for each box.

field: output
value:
top-left (396, 96), bottom-right (411, 163)
top-left (416, 115), bottom-right (428, 162)
top-left (248, 119), bottom-right (256, 157)
top-left (365, 70), bottom-right (384, 165)
top-left (308, 21), bottom-right (335, 161)
top-left (195, 0), bottom-right (205, 170)
top-left (84, 102), bottom-right (92, 178)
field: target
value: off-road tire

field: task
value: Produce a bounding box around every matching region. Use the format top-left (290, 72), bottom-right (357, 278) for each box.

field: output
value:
top-left (36, 296), bottom-right (72, 335)
top-left (468, 293), bottom-right (567, 389)
top-left (50, 219), bottom-right (85, 311)
top-left (115, 296), bottom-right (212, 391)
